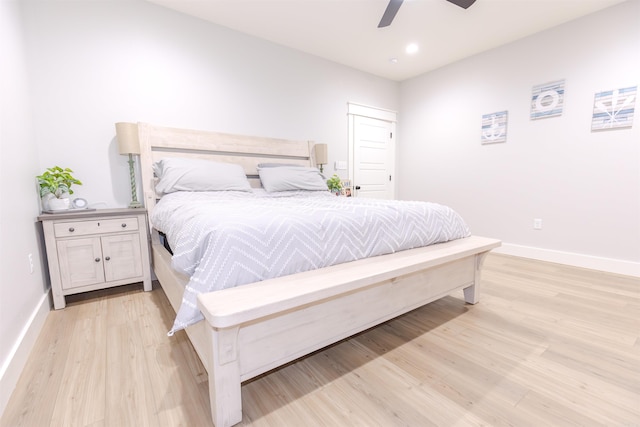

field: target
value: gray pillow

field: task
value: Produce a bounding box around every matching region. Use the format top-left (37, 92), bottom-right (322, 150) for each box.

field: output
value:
top-left (153, 158), bottom-right (252, 195)
top-left (257, 166), bottom-right (328, 192)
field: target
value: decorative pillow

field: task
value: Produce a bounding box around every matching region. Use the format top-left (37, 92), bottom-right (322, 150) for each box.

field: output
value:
top-left (153, 158), bottom-right (252, 195)
top-left (257, 166), bottom-right (328, 192)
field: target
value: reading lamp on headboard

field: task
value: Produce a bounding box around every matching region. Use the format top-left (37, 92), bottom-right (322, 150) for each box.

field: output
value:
top-left (314, 144), bottom-right (328, 173)
top-left (115, 122), bottom-right (143, 208)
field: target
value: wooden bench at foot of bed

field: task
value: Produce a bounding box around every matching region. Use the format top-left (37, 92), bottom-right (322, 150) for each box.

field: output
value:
top-left (136, 121), bottom-right (501, 426)
top-left (181, 235), bottom-right (501, 427)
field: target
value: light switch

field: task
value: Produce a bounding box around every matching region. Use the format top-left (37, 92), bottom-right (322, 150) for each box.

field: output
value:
top-left (334, 160), bottom-right (347, 170)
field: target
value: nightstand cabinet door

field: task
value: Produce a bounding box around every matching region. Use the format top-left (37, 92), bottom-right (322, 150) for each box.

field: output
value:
top-left (102, 233), bottom-right (143, 282)
top-left (57, 237), bottom-right (105, 289)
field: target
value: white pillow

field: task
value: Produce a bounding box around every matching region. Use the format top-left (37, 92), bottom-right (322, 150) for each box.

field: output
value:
top-left (257, 166), bottom-right (328, 192)
top-left (153, 158), bottom-right (252, 195)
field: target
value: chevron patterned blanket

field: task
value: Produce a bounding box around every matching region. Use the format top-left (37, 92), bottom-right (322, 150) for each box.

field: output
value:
top-left (151, 190), bottom-right (471, 333)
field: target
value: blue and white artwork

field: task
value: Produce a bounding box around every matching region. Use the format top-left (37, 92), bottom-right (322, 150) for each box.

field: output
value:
top-left (591, 86), bottom-right (636, 131)
top-left (531, 80), bottom-right (565, 120)
top-left (481, 110), bottom-right (508, 144)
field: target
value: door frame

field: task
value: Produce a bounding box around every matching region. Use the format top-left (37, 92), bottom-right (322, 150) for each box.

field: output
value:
top-left (347, 102), bottom-right (397, 198)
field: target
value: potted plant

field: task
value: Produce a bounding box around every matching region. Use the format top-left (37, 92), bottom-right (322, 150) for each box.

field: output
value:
top-left (37, 166), bottom-right (82, 211)
top-left (326, 174), bottom-right (343, 196)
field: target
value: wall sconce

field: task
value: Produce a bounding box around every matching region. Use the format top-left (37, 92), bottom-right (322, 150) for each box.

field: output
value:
top-left (115, 122), bottom-right (143, 208)
top-left (314, 144), bottom-right (328, 173)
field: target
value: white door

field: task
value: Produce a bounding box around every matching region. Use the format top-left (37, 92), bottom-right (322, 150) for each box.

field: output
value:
top-left (348, 103), bottom-right (396, 199)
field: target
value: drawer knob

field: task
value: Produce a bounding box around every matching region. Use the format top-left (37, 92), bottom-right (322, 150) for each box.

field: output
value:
top-left (121, 223), bottom-right (127, 228)
top-left (69, 227), bottom-right (75, 232)
top-left (105, 256), bottom-right (111, 261)
top-left (95, 257), bottom-right (101, 262)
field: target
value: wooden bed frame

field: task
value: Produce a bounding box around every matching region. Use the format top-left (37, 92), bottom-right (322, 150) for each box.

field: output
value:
top-left (137, 122), bottom-right (501, 427)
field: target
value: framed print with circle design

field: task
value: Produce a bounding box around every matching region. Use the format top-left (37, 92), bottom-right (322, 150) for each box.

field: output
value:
top-left (531, 79), bottom-right (565, 120)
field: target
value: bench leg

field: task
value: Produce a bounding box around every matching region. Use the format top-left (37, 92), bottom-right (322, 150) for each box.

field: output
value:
top-left (464, 252), bottom-right (490, 304)
top-left (208, 326), bottom-right (242, 427)
top-left (463, 284), bottom-right (479, 304)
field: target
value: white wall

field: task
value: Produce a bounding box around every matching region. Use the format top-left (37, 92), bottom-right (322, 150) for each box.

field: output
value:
top-left (1, 0), bottom-right (398, 417)
top-left (22, 0), bottom-right (398, 209)
top-left (398, 0), bottom-right (640, 275)
top-left (0, 0), bottom-right (51, 416)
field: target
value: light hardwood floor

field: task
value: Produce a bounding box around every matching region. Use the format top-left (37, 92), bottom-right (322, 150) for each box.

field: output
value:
top-left (2, 254), bottom-right (639, 427)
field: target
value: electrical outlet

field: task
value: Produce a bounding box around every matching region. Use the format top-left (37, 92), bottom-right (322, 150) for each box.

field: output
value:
top-left (533, 218), bottom-right (543, 230)
top-left (28, 253), bottom-right (34, 274)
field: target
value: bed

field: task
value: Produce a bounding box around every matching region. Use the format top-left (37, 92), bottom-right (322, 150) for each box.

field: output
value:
top-left (136, 122), bottom-right (501, 427)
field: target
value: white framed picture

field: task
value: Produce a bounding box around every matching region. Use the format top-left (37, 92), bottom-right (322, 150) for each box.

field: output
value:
top-left (591, 86), bottom-right (636, 131)
top-left (481, 110), bottom-right (508, 144)
top-left (531, 79), bottom-right (565, 120)
top-left (341, 180), bottom-right (352, 197)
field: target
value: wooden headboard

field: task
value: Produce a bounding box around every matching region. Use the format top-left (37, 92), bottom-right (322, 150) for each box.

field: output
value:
top-left (136, 122), bottom-right (316, 224)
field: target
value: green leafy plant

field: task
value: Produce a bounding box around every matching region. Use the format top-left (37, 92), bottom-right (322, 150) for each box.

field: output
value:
top-left (36, 166), bottom-right (82, 198)
top-left (326, 174), bottom-right (343, 193)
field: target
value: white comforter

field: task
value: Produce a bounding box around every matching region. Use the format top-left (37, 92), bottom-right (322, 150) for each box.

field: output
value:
top-left (151, 190), bottom-right (471, 333)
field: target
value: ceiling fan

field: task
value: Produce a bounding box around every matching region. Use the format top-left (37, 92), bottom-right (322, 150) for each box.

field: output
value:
top-left (378, 0), bottom-right (477, 28)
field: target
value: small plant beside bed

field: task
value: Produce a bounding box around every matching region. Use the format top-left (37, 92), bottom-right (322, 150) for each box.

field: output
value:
top-left (36, 166), bottom-right (82, 211)
top-left (326, 174), bottom-right (343, 195)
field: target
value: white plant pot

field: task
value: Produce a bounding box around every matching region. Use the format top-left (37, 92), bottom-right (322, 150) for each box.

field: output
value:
top-left (41, 193), bottom-right (55, 210)
top-left (47, 197), bottom-right (70, 211)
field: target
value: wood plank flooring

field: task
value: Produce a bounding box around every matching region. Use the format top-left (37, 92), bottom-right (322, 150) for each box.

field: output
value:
top-left (2, 254), bottom-right (639, 426)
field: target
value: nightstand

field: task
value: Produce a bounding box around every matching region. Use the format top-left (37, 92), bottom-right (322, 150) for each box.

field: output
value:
top-left (38, 208), bottom-right (152, 309)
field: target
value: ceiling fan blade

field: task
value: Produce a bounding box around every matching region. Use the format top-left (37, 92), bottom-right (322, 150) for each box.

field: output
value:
top-left (378, 0), bottom-right (404, 28)
top-left (446, 0), bottom-right (477, 9)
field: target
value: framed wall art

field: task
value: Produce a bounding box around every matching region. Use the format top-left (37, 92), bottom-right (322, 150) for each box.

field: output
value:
top-left (591, 86), bottom-right (636, 131)
top-left (481, 110), bottom-right (508, 144)
top-left (531, 79), bottom-right (565, 120)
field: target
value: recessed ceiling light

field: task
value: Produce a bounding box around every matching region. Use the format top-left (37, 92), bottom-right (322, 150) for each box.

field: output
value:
top-left (406, 43), bottom-right (419, 55)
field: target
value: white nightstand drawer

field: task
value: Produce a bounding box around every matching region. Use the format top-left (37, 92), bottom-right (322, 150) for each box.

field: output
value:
top-left (54, 217), bottom-right (139, 237)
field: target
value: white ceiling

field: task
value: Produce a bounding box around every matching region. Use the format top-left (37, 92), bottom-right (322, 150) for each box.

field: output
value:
top-left (145, 0), bottom-right (626, 81)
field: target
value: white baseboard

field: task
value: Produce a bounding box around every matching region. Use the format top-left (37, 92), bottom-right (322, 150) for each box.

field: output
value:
top-left (493, 243), bottom-right (640, 277)
top-left (0, 293), bottom-right (50, 419)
